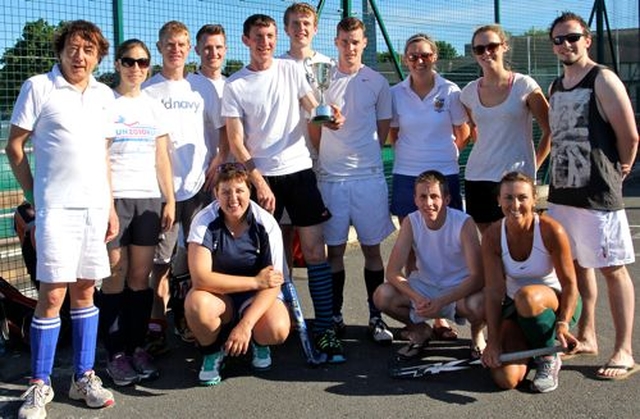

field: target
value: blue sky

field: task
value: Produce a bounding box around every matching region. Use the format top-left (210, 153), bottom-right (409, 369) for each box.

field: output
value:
top-left (1, 0), bottom-right (638, 72)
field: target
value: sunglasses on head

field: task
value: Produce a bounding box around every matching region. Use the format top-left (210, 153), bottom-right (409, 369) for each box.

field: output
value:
top-left (120, 57), bottom-right (151, 69)
top-left (407, 52), bottom-right (434, 62)
top-left (551, 33), bottom-right (584, 46)
top-left (216, 162), bottom-right (247, 173)
top-left (472, 42), bottom-right (502, 56)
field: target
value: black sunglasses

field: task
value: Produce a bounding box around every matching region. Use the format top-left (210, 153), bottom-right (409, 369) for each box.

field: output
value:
top-left (551, 33), bottom-right (584, 46)
top-left (472, 42), bottom-right (502, 56)
top-left (120, 57), bottom-right (151, 69)
top-left (407, 52), bottom-right (434, 62)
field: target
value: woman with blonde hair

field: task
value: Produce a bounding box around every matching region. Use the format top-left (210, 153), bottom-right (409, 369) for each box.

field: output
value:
top-left (461, 25), bottom-right (551, 233)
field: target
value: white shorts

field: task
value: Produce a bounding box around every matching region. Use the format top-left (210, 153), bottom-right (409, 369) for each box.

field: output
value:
top-left (35, 207), bottom-right (111, 283)
top-left (318, 176), bottom-right (395, 246)
top-left (547, 203), bottom-right (635, 268)
top-left (408, 273), bottom-right (466, 325)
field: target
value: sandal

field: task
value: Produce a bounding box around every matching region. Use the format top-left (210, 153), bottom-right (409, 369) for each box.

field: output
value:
top-left (396, 339), bottom-right (430, 360)
top-left (470, 346), bottom-right (483, 360)
top-left (433, 325), bottom-right (458, 341)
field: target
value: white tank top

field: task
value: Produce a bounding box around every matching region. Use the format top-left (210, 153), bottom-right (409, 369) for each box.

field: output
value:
top-left (500, 214), bottom-right (561, 298)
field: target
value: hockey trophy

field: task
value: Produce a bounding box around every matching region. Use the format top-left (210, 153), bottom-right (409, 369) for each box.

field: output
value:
top-left (304, 57), bottom-right (335, 124)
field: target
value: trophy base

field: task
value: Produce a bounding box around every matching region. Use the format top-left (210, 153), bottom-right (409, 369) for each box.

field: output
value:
top-left (311, 114), bottom-right (335, 125)
top-left (311, 105), bottom-right (334, 125)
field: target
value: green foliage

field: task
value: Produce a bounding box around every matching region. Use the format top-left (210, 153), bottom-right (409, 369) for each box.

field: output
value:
top-left (223, 59), bottom-right (244, 75)
top-left (0, 19), bottom-right (61, 113)
top-left (523, 26), bottom-right (548, 36)
top-left (377, 51), bottom-right (400, 63)
top-left (435, 41), bottom-right (458, 60)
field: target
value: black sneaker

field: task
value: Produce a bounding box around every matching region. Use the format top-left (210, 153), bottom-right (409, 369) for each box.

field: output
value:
top-left (332, 315), bottom-right (346, 338)
top-left (315, 329), bottom-right (346, 364)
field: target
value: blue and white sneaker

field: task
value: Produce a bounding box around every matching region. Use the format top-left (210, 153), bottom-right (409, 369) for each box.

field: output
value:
top-left (251, 342), bottom-right (272, 371)
top-left (199, 351), bottom-right (225, 386)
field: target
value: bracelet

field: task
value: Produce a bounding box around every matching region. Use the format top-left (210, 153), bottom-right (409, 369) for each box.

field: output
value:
top-left (556, 321), bottom-right (569, 328)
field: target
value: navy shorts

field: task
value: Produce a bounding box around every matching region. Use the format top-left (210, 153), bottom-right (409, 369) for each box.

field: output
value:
top-left (391, 173), bottom-right (463, 217)
top-left (464, 180), bottom-right (503, 224)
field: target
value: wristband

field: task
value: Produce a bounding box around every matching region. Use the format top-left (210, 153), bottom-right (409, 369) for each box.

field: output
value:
top-left (556, 321), bottom-right (569, 328)
top-left (24, 190), bottom-right (34, 205)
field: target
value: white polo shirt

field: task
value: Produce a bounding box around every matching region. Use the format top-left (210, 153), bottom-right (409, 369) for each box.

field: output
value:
top-left (391, 74), bottom-right (467, 176)
top-left (11, 64), bottom-right (115, 209)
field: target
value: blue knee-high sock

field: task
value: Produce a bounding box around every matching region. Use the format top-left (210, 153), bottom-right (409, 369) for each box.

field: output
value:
top-left (307, 262), bottom-right (333, 334)
top-left (364, 268), bottom-right (384, 319)
top-left (70, 306), bottom-right (99, 378)
top-left (332, 270), bottom-right (345, 317)
top-left (30, 316), bottom-right (61, 385)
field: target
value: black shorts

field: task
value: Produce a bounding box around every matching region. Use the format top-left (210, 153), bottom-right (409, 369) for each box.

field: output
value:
top-left (109, 198), bottom-right (162, 248)
top-left (262, 169), bottom-right (331, 227)
top-left (464, 180), bottom-right (503, 224)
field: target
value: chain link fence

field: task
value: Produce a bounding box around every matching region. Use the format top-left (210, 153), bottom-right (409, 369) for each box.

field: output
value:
top-left (1, 0), bottom-right (638, 289)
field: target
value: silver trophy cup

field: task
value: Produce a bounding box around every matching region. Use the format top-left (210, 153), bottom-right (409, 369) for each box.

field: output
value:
top-left (304, 58), bottom-right (335, 124)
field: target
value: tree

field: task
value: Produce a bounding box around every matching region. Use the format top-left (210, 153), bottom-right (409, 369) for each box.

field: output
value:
top-left (0, 19), bottom-right (61, 114)
top-left (377, 51), bottom-right (400, 63)
top-left (523, 27), bottom-right (548, 37)
top-left (435, 41), bottom-right (458, 60)
top-left (223, 59), bottom-right (244, 76)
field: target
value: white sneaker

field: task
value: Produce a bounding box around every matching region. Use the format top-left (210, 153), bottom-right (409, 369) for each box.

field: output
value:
top-left (18, 380), bottom-right (54, 419)
top-left (369, 317), bottom-right (394, 345)
top-left (531, 354), bottom-right (562, 393)
top-left (251, 342), bottom-right (272, 370)
top-left (68, 370), bottom-right (115, 408)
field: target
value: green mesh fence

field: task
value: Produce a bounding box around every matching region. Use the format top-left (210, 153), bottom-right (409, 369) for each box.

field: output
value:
top-left (1, 0), bottom-right (638, 289)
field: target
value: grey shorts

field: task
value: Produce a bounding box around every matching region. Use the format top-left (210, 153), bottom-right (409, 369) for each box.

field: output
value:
top-left (154, 187), bottom-right (213, 264)
top-left (108, 198), bottom-right (162, 249)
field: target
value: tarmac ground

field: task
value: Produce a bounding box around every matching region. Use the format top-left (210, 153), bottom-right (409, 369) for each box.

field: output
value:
top-left (1, 179), bottom-right (640, 419)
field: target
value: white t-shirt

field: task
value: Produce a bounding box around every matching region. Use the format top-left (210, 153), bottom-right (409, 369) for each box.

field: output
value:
top-left (391, 74), bottom-right (467, 176)
top-left (10, 64), bottom-right (115, 209)
top-left (460, 73), bottom-right (540, 181)
top-left (409, 207), bottom-right (471, 289)
top-left (110, 91), bottom-right (169, 199)
top-left (221, 59), bottom-right (313, 176)
top-left (194, 71), bottom-right (226, 163)
top-left (317, 65), bottom-right (392, 181)
top-left (279, 51), bottom-right (332, 161)
top-left (142, 73), bottom-right (223, 201)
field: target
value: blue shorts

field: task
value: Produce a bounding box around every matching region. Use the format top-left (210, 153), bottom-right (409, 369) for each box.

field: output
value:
top-left (391, 173), bottom-right (463, 217)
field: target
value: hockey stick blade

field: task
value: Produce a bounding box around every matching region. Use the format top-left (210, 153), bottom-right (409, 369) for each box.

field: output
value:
top-left (282, 280), bottom-right (327, 365)
top-left (390, 345), bottom-right (565, 378)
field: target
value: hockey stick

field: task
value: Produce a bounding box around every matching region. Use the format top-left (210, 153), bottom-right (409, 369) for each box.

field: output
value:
top-left (390, 345), bottom-right (565, 378)
top-left (282, 279), bottom-right (327, 365)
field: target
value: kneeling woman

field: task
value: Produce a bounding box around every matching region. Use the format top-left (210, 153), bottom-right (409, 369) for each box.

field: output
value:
top-left (185, 163), bottom-right (290, 386)
top-left (481, 172), bottom-right (580, 393)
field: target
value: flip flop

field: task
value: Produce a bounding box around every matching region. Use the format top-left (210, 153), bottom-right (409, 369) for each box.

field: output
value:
top-left (433, 326), bottom-right (458, 341)
top-left (396, 339), bottom-right (430, 360)
top-left (470, 345), bottom-right (483, 360)
top-left (595, 363), bottom-right (640, 381)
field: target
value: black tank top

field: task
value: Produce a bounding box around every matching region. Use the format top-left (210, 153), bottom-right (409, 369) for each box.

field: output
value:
top-left (547, 65), bottom-right (623, 210)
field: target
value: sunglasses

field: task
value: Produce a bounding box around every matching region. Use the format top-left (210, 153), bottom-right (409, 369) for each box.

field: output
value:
top-left (407, 52), bottom-right (434, 62)
top-left (551, 33), bottom-right (584, 46)
top-left (120, 57), bottom-right (151, 69)
top-left (472, 42), bottom-right (502, 56)
top-left (216, 162), bottom-right (247, 173)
